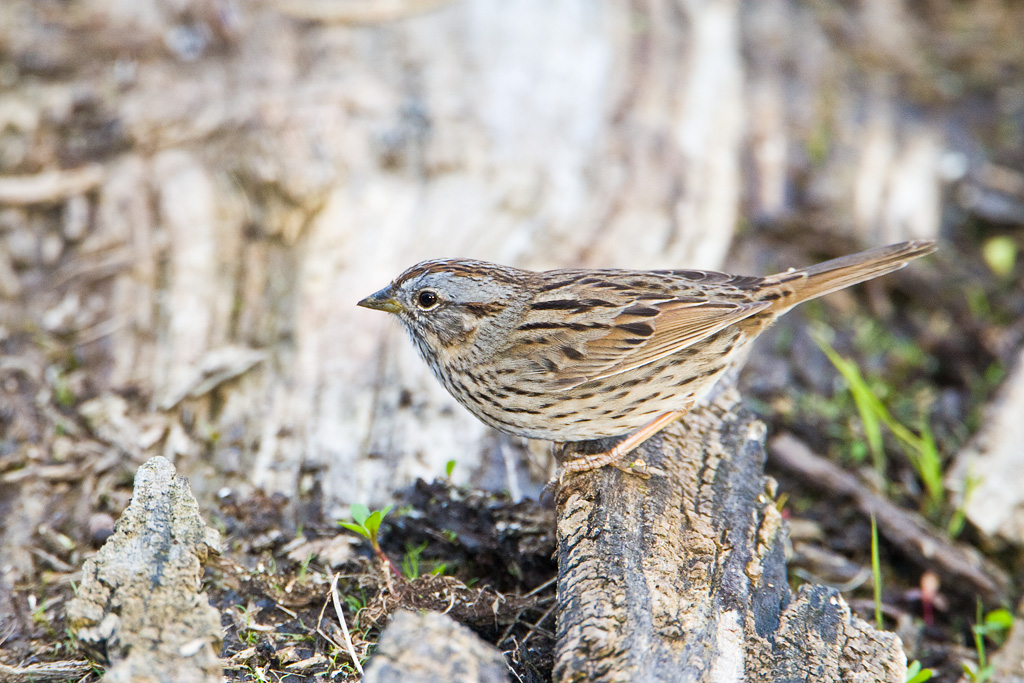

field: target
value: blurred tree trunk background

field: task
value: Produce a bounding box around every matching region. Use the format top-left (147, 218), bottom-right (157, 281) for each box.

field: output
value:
top-left (0, 0), bottom-right (1019, 535)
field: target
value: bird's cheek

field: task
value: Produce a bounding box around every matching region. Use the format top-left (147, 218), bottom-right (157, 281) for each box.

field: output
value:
top-left (426, 319), bottom-right (462, 350)
top-left (456, 318), bottom-right (487, 350)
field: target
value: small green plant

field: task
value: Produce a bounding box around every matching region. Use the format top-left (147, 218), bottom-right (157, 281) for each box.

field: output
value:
top-left (51, 370), bottom-right (76, 408)
top-left (915, 418), bottom-right (944, 519)
top-left (870, 514), bottom-right (883, 630)
top-left (445, 459), bottom-right (457, 478)
top-left (401, 542), bottom-right (446, 579)
top-left (870, 516), bottom-right (935, 683)
top-left (979, 607), bottom-right (1014, 645)
top-left (815, 333), bottom-right (946, 519)
top-left (402, 542), bottom-right (427, 579)
top-left (243, 664), bottom-right (271, 682)
top-left (963, 601), bottom-right (1013, 682)
top-left (816, 333), bottom-right (886, 475)
top-left (340, 503), bottom-right (391, 551)
top-left (297, 552), bottom-right (314, 581)
top-left (234, 604), bottom-right (261, 646)
top-left (905, 660), bottom-right (933, 683)
top-left (31, 596), bottom-right (60, 633)
top-left (343, 590), bottom-right (368, 614)
top-left (340, 503), bottom-right (398, 575)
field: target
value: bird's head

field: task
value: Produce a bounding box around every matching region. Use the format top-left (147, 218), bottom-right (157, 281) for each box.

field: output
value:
top-left (358, 259), bottom-right (528, 367)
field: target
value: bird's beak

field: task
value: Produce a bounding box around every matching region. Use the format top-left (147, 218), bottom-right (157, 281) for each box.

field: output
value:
top-left (357, 287), bottom-right (404, 314)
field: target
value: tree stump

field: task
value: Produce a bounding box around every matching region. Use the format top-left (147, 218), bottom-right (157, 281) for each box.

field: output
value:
top-left (553, 388), bottom-right (905, 682)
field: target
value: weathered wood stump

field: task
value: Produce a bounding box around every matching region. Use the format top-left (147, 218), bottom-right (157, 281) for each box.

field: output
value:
top-left (553, 388), bottom-right (905, 682)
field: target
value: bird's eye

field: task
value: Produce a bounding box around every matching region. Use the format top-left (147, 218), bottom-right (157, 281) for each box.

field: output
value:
top-left (415, 289), bottom-right (440, 310)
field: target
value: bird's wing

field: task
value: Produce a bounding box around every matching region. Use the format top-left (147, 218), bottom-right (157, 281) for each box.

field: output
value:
top-left (496, 275), bottom-right (770, 391)
top-left (546, 297), bottom-right (770, 390)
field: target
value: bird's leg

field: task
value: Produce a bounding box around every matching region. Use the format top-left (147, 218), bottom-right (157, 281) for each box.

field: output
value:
top-left (562, 397), bottom-right (695, 475)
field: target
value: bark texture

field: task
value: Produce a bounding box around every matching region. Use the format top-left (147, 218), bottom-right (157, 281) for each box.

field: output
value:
top-left (67, 457), bottom-right (223, 683)
top-left (362, 610), bottom-right (510, 683)
top-left (553, 388), bottom-right (906, 682)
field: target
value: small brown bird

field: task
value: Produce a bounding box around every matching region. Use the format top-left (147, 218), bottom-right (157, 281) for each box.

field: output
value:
top-left (358, 241), bottom-right (935, 473)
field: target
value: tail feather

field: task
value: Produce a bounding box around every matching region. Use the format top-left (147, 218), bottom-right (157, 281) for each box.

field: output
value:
top-left (763, 240), bottom-right (936, 307)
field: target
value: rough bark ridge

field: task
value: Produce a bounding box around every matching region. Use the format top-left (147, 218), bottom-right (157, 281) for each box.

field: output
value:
top-left (66, 457), bottom-right (223, 683)
top-left (554, 388), bottom-right (905, 682)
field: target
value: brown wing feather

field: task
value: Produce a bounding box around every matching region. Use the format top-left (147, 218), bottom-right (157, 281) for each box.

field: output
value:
top-left (498, 271), bottom-right (772, 390)
top-left (547, 298), bottom-right (770, 389)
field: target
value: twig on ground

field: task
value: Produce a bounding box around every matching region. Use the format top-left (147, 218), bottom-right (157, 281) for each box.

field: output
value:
top-left (768, 432), bottom-right (1011, 605)
top-left (520, 601), bottom-right (557, 647)
top-left (331, 571), bottom-right (364, 676)
top-left (0, 660), bottom-right (93, 682)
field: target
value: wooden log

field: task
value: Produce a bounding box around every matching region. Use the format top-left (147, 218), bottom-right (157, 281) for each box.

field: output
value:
top-left (553, 388), bottom-right (906, 682)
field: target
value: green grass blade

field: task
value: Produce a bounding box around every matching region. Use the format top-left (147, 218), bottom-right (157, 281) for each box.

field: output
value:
top-left (871, 513), bottom-right (883, 630)
top-left (916, 418), bottom-right (945, 517)
top-left (974, 599), bottom-right (987, 671)
top-left (815, 331), bottom-right (949, 521)
top-left (815, 335), bottom-right (886, 475)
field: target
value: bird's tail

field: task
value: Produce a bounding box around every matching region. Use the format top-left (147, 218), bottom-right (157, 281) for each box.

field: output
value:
top-left (761, 240), bottom-right (936, 307)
